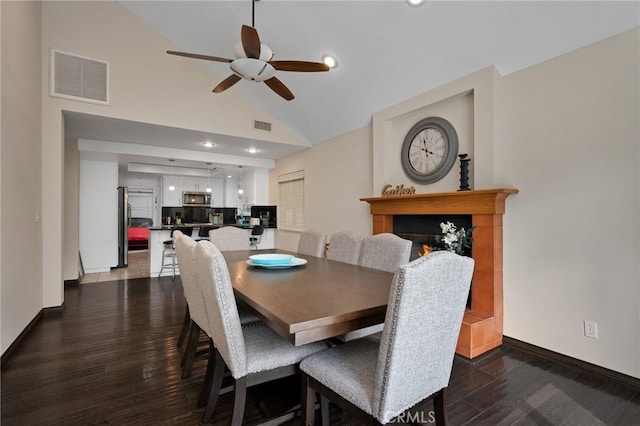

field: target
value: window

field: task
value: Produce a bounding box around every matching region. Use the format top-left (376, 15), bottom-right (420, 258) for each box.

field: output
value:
top-left (278, 170), bottom-right (304, 231)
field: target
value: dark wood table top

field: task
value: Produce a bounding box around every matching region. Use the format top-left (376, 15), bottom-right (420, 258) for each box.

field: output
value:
top-left (222, 249), bottom-right (394, 346)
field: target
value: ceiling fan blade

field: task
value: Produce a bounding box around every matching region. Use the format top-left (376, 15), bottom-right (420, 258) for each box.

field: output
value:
top-left (167, 50), bottom-right (232, 63)
top-left (241, 25), bottom-right (261, 59)
top-left (270, 61), bottom-right (330, 72)
top-left (264, 77), bottom-right (294, 101)
top-left (213, 74), bottom-right (242, 93)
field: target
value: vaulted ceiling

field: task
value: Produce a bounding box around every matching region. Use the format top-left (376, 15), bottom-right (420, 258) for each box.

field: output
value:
top-left (71, 1), bottom-right (639, 173)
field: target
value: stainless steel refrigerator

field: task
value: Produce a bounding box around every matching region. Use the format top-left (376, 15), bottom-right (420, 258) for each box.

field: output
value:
top-left (117, 186), bottom-right (130, 268)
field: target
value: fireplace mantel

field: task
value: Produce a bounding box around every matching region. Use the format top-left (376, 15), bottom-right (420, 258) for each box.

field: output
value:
top-left (361, 188), bottom-right (518, 358)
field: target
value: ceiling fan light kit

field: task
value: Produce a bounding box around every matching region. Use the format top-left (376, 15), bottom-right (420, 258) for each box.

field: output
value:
top-left (166, 0), bottom-right (330, 101)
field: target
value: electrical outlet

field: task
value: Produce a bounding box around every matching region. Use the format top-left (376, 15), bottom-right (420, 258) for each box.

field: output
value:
top-left (584, 320), bottom-right (598, 339)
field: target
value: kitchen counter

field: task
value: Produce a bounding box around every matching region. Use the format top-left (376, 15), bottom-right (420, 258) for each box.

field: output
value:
top-left (149, 223), bottom-right (275, 231)
top-left (150, 226), bottom-right (276, 277)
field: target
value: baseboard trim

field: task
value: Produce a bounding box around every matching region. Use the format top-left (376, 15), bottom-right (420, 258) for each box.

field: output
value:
top-left (43, 302), bottom-right (65, 318)
top-left (64, 279), bottom-right (79, 288)
top-left (1, 308), bottom-right (44, 370)
top-left (503, 336), bottom-right (640, 389)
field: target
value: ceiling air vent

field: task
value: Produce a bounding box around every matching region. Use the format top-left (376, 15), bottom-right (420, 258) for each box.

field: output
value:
top-left (254, 120), bottom-right (272, 132)
top-left (50, 50), bottom-right (109, 104)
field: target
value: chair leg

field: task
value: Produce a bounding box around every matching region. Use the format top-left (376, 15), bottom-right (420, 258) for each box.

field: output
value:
top-left (202, 348), bottom-right (226, 423)
top-left (301, 373), bottom-right (316, 426)
top-left (181, 322), bottom-right (200, 379)
top-left (433, 388), bottom-right (448, 426)
top-left (197, 339), bottom-right (215, 408)
top-left (231, 376), bottom-right (247, 426)
top-left (176, 304), bottom-right (190, 349)
top-left (320, 395), bottom-right (330, 426)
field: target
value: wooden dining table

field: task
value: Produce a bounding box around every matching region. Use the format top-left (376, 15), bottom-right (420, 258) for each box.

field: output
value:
top-left (222, 249), bottom-right (395, 346)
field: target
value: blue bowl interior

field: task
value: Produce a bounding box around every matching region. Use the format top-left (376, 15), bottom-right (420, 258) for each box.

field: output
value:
top-left (249, 254), bottom-right (294, 266)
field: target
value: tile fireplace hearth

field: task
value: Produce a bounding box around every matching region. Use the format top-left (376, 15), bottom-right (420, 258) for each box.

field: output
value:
top-left (361, 188), bottom-right (518, 358)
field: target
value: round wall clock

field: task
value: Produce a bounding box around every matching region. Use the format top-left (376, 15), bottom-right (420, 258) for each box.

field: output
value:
top-left (400, 117), bottom-right (459, 184)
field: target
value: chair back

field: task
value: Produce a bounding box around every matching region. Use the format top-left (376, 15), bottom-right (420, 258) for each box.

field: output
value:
top-left (208, 226), bottom-right (250, 251)
top-left (297, 230), bottom-right (327, 258)
top-left (194, 241), bottom-right (247, 379)
top-left (174, 232), bottom-right (211, 336)
top-left (326, 231), bottom-right (363, 265)
top-left (198, 225), bottom-right (215, 238)
top-left (372, 251), bottom-right (474, 423)
top-left (251, 225), bottom-right (264, 236)
top-left (360, 233), bottom-right (412, 273)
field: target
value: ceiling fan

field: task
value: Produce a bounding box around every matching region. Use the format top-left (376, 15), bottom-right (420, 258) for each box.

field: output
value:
top-left (166, 1), bottom-right (329, 101)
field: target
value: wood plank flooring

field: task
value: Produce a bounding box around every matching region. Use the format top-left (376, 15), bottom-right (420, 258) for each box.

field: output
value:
top-left (2, 276), bottom-right (639, 425)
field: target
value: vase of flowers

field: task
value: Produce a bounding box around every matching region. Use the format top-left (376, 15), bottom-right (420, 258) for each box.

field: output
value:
top-left (434, 221), bottom-right (474, 257)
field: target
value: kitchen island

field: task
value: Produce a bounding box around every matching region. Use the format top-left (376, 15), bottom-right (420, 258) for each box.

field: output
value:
top-left (149, 224), bottom-right (275, 277)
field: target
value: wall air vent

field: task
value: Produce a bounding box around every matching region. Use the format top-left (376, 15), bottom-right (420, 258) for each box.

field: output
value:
top-left (50, 50), bottom-right (109, 105)
top-left (254, 120), bottom-right (272, 132)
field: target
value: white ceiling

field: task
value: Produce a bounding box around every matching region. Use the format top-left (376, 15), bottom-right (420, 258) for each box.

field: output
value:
top-left (70, 0), bottom-right (639, 175)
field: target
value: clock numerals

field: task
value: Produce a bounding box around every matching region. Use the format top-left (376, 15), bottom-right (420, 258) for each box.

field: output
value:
top-left (408, 128), bottom-right (446, 173)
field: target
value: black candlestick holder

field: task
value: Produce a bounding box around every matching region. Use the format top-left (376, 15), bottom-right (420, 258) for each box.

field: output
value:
top-left (458, 153), bottom-right (471, 191)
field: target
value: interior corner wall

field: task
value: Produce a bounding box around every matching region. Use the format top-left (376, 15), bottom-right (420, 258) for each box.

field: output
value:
top-left (500, 28), bottom-right (639, 378)
top-left (63, 138), bottom-right (79, 281)
top-left (1, 0), bottom-right (43, 354)
top-left (270, 126), bottom-right (373, 252)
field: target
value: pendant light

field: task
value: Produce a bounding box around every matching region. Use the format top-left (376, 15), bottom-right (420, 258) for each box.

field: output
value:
top-left (168, 159), bottom-right (175, 191)
top-left (205, 162), bottom-right (212, 193)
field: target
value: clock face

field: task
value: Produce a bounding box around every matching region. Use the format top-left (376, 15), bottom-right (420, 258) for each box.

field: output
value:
top-left (408, 127), bottom-right (447, 174)
top-left (401, 117), bottom-right (458, 184)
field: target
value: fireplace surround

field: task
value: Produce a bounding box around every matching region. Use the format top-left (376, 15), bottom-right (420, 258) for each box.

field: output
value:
top-left (361, 188), bottom-right (518, 358)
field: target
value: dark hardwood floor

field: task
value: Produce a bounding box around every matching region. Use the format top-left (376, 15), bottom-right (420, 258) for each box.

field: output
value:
top-left (2, 277), bottom-right (639, 425)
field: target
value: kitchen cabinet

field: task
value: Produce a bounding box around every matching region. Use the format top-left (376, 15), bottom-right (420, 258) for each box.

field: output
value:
top-left (183, 178), bottom-right (209, 192)
top-left (162, 176), bottom-right (183, 207)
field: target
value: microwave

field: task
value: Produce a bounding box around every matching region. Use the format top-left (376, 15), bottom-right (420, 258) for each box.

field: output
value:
top-left (183, 191), bottom-right (211, 206)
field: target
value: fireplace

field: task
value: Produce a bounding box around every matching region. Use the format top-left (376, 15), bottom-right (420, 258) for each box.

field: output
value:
top-left (361, 188), bottom-right (518, 358)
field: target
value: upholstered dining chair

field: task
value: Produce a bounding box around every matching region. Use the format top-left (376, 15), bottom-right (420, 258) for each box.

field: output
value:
top-left (338, 233), bottom-right (413, 342)
top-left (359, 233), bottom-right (412, 273)
top-left (301, 251), bottom-right (474, 426)
top-left (173, 232), bottom-right (260, 384)
top-left (194, 240), bottom-right (328, 424)
top-left (297, 229), bottom-right (327, 258)
top-left (208, 226), bottom-right (250, 251)
top-left (326, 230), bottom-right (364, 265)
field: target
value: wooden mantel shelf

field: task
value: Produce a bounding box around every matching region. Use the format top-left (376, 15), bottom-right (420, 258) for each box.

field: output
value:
top-left (360, 188), bottom-right (519, 215)
top-left (361, 188), bottom-right (518, 359)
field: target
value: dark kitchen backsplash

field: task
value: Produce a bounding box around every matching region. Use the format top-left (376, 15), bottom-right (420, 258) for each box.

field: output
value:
top-left (162, 207), bottom-right (237, 225)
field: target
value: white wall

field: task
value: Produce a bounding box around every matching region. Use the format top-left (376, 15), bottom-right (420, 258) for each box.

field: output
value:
top-left (500, 29), bottom-right (639, 378)
top-left (271, 126), bottom-right (373, 252)
top-left (79, 160), bottom-right (118, 272)
top-left (271, 29), bottom-right (640, 378)
top-left (63, 139), bottom-right (80, 281)
top-left (40, 0), bottom-right (305, 308)
top-left (1, 0), bottom-right (43, 354)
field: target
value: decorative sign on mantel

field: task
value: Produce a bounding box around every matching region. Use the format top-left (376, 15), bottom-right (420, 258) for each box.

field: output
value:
top-left (381, 184), bottom-right (416, 197)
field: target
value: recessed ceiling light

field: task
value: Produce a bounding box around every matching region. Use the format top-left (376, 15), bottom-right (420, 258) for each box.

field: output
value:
top-left (322, 55), bottom-right (337, 69)
top-left (202, 141), bottom-right (214, 148)
top-left (227, 175), bottom-right (232, 179)
top-left (406, 0), bottom-right (426, 7)
top-left (247, 148), bottom-right (258, 154)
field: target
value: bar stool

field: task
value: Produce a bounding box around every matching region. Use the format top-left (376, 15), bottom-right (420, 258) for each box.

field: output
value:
top-left (249, 224), bottom-right (264, 249)
top-left (159, 227), bottom-right (193, 278)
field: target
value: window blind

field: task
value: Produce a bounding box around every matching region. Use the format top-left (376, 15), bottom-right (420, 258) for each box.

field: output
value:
top-left (278, 171), bottom-right (304, 231)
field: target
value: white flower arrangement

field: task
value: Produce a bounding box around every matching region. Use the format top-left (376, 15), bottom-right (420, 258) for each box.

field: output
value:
top-left (435, 221), bottom-right (474, 256)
